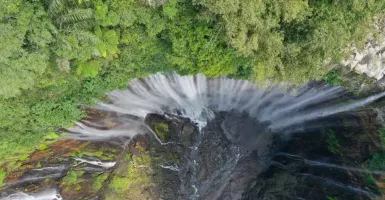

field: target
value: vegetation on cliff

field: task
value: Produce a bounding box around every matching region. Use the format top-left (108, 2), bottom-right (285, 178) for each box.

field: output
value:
top-left (1, 0), bottom-right (385, 165)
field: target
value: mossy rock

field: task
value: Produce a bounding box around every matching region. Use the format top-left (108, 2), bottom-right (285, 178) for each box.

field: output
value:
top-left (153, 122), bottom-right (169, 142)
top-left (104, 152), bottom-right (155, 199)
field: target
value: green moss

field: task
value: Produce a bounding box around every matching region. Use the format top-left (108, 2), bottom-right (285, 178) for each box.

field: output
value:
top-left (109, 176), bottom-right (133, 194)
top-left (75, 185), bottom-right (82, 191)
top-left (82, 150), bottom-right (115, 160)
top-left (18, 154), bottom-right (29, 161)
top-left (365, 174), bottom-right (377, 187)
top-left (64, 170), bottom-right (78, 184)
top-left (61, 170), bottom-right (86, 193)
top-left (70, 150), bottom-right (84, 158)
top-left (92, 173), bottom-right (109, 191)
top-left (379, 128), bottom-right (385, 147)
top-left (63, 170), bottom-right (85, 185)
top-left (124, 153), bottom-right (132, 161)
top-left (43, 132), bottom-right (60, 140)
top-left (36, 162), bottom-right (42, 168)
top-left (0, 132), bottom-right (46, 166)
top-left (327, 130), bottom-right (343, 156)
top-left (370, 152), bottom-right (385, 171)
top-left (6, 161), bottom-right (22, 172)
top-left (0, 132), bottom-right (61, 167)
top-left (153, 122), bottom-right (169, 141)
top-left (108, 153), bottom-right (152, 195)
top-left (37, 143), bottom-right (49, 151)
top-left (0, 170), bottom-right (6, 186)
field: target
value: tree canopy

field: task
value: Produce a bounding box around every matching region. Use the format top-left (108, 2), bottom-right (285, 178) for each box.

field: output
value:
top-left (0, 0), bottom-right (384, 162)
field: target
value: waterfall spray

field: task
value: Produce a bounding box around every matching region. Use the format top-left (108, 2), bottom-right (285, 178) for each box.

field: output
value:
top-left (68, 73), bottom-right (385, 140)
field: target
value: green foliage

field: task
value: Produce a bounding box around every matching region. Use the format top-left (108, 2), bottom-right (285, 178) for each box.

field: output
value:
top-left (323, 70), bottom-right (342, 86)
top-left (0, 131), bottom-right (46, 165)
top-left (92, 173), bottom-right (109, 191)
top-left (70, 150), bottom-right (84, 158)
top-left (60, 169), bottom-right (85, 192)
top-left (37, 143), bottom-right (49, 151)
top-left (0, 0), bottom-right (384, 165)
top-left (0, 170), bottom-right (6, 186)
top-left (370, 152), bottom-right (385, 171)
top-left (365, 174), bottom-right (377, 187)
top-left (327, 130), bottom-right (343, 156)
top-left (0, 131), bottom-right (61, 169)
top-left (0, 1), bottom-right (50, 99)
top-left (326, 197), bottom-right (338, 200)
top-left (379, 128), bottom-right (385, 147)
top-left (95, 1), bottom-right (119, 27)
top-left (77, 60), bottom-right (101, 77)
top-left (108, 153), bottom-right (151, 195)
top-left (63, 170), bottom-right (84, 185)
top-left (95, 27), bottom-right (119, 58)
top-left (193, 0), bottom-right (385, 83)
top-left (6, 161), bottom-right (22, 173)
top-left (81, 150), bottom-right (115, 161)
top-left (44, 132), bottom-right (60, 140)
top-left (163, 0), bottom-right (179, 19)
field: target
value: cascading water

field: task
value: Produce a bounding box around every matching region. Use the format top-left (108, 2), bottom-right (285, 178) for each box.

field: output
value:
top-left (3, 73), bottom-right (385, 200)
top-left (65, 73), bottom-right (385, 199)
top-left (69, 72), bottom-right (385, 141)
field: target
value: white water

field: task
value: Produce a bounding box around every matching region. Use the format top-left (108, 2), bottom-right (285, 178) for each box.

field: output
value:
top-left (32, 166), bottom-right (66, 172)
top-left (159, 164), bottom-right (179, 171)
top-left (74, 157), bottom-right (116, 168)
top-left (1, 189), bottom-right (62, 200)
top-left (69, 73), bottom-right (385, 140)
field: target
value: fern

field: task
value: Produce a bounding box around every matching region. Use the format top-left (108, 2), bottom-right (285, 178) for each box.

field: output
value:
top-left (55, 8), bottom-right (93, 26)
top-left (48, 0), bottom-right (66, 15)
top-left (70, 29), bottom-right (100, 44)
top-left (76, 60), bottom-right (100, 77)
top-left (68, 20), bottom-right (96, 30)
top-left (55, 34), bottom-right (73, 50)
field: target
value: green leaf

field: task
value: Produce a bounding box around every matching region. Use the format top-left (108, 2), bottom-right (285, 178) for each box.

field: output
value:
top-left (76, 60), bottom-right (101, 78)
top-left (44, 132), bottom-right (60, 140)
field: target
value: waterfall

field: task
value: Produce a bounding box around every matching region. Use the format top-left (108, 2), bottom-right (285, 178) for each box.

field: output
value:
top-left (69, 72), bottom-right (385, 140)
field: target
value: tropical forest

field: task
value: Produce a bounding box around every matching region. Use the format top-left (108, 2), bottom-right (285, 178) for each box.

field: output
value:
top-left (2, 0), bottom-right (385, 199)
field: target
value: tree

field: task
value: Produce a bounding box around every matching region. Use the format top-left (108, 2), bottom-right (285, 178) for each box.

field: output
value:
top-left (0, 1), bottom-right (51, 98)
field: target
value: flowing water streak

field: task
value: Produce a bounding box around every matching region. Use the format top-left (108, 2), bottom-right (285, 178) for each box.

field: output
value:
top-left (1, 189), bottom-right (62, 200)
top-left (276, 152), bottom-right (385, 176)
top-left (296, 173), bottom-right (378, 198)
top-left (69, 73), bottom-right (385, 140)
top-left (159, 164), bottom-right (179, 171)
top-left (74, 157), bottom-right (116, 169)
top-left (271, 90), bottom-right (385, 130)
top-left (7, 173), bottom-right (63, 187)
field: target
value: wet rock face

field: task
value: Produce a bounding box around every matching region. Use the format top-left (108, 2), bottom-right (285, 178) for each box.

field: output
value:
top-left (220, 111), bottom-right (273, 150)
top-left (144, 111), bottom-right (384, 200)
top-left (243, 111), bottom-right (384, 200)
top-left (143, 113), bottom-right (266, 200)
top-left (0, 139), bottom-right (120, 200)
top-left (196, 114), bottom-right (260, 200)
top-left (1, 110), bottom-right (383, 200)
